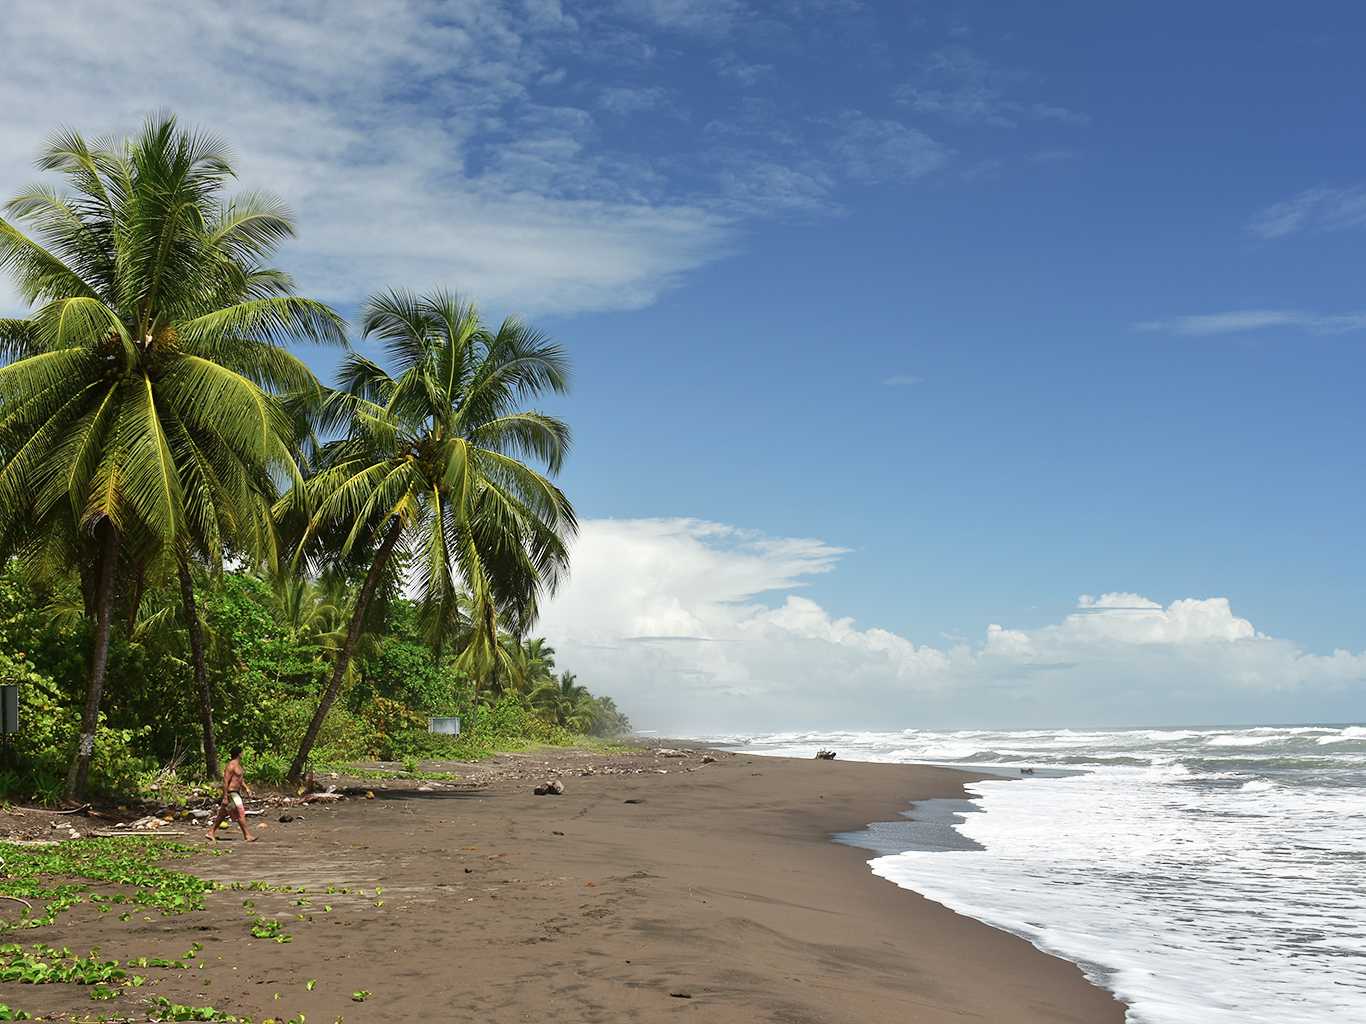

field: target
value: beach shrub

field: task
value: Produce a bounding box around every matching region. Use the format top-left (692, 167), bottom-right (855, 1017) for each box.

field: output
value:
top-left (0, 558), bottom-right (631, 793)
top-left (0, 666), bottom-right (154, 802)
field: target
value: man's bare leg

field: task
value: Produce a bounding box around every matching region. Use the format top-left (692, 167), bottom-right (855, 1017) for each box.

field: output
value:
top-left (206, 806), bottom-right (227, 843)
top-left (234, 807), bottom-right (257, 842)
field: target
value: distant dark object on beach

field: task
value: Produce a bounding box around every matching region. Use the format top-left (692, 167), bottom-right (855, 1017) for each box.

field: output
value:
top-left (534, 780), bottom-right (565, 796)
top-left (816, 750), bottom-right (837, 760)
top-left (624, 798), bottom-right (643, 804)
top-left (278, 814), bottom-right (295, 823)
top-left (1020, 767), bottom-right (1035, 774)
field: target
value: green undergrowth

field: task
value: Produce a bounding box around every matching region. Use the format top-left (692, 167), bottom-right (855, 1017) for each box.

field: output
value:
top-left (0, 942), bottom-right (129, 985)
top-left (0, 841), bottom-right (313, 1021)
top-left (0, 839), bottom-right (214, 930)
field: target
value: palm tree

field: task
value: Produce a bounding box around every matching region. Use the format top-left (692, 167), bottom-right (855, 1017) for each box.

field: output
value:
top-left (0, 113), bottom-right (344, 800)
top-left (530, 669), bottom-right (590, 729)
top-left (521, 637), bottom-right (558, 688)
top-left (284, 288), bottom-right (576, 780)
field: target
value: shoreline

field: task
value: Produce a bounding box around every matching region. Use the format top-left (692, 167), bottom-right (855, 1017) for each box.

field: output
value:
top-left (2, 747), bottom-right (1126, 1022)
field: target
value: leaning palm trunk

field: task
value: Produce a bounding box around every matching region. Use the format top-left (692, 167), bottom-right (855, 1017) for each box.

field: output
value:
top-left (63, 520), bottom-right (118, 804)
top-left (288, 520), bottom-right (403, 781)
top-left (178, 554), bottom-right (218, 781)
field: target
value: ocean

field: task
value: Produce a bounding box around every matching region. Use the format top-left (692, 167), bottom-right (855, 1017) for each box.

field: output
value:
top-left (710, 726), bottom-right (1366, 1024)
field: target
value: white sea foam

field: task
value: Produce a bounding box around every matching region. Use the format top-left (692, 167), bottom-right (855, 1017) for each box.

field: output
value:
top-left (708, 726), bottom-right (1366, 1024)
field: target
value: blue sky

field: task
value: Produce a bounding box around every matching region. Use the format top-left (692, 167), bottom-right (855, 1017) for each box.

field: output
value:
top-left (3, 1), bottom-right (1365, 730)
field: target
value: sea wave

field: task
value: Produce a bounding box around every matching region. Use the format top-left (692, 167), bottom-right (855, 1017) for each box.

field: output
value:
top-left (704, 725), bottom-right (1366, 1024)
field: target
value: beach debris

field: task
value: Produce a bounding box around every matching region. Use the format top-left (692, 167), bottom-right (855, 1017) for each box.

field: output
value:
top-left (656, 748), bottom-right (688, 757)
top-left (111, 815), bottom-right (169, 830)
top-left (701, 755), bottom-right (716, 764)
top-left (624, 799), bottom-right (643, 804)
top-left (534, 780), bottom-right (565, 796)
top-left (815, 749), bottom-right (836, 760)
top-left (278, 814), bottom-right (295, 823)
top-left (552, 830), bottom-right (564, 835)
top-left (669, 991), bottom-right (692, 998)
top-left (365, 791), bottom-right (375, 799)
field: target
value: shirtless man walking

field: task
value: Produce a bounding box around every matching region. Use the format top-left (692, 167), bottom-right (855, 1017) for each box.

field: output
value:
top-left (207, 746), bottom-right (257, 842)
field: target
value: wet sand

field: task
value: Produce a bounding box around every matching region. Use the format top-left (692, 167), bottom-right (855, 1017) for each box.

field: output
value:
top-left (3, 748), bottom-right (1126, 1022)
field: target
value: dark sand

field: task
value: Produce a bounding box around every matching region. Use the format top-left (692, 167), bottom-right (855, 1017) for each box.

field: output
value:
top-left (3, 748), bottom-right (1126, 1022)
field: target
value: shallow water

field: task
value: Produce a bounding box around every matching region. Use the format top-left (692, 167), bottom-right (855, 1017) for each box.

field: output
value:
top-left (709, 726), bottom-right (1366, 1024)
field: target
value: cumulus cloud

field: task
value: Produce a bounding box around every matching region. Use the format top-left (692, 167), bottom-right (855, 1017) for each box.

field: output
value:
top-left (538, 519), bottom-right (1366, 734)
top-left (1133, 309), bottom-right (1366, 337)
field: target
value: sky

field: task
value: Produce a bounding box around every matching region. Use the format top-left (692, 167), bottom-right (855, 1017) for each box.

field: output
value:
top-left (2, 1), bottom-right (1365, 733)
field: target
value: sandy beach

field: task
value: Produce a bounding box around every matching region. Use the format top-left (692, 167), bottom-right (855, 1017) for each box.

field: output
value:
top-left (3, 747), bottom-right (1125, 1022)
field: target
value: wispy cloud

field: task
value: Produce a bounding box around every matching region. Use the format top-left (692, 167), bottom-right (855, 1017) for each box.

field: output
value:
top-left (1248, 185), bottom-right (1366, 239)
top-left (539, 519), bottom-right (1366, 732)
top-left (894, 46), bottom-right (1087, 129)
top-left (826, 113), bottom-right (950, 184)
top-left (1134, 309), bottom-right (1366, 337)
top-left (881, 374), bottom-right (922, 385)
top-left (0, 0), bottom-right (738, 316)
top-left (0, 2), bottom-right (1086, 317)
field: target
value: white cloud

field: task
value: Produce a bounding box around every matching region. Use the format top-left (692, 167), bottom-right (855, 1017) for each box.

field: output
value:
top-left (616, 0), bottom-right (747, 35)
top-left (539, 519), bottom-right (1366, 734)
top-left (895, 46), bottom-right (1087, 129)
top-left (826, 113), bottom-right (950, 184)
top-left (713, 53), bottom-right (773, 87)
top-left (0, 3), bottom-right (1075, 317)
top-left (1248, 185), bottom-right (1366, 239)
top-left (1134, 309), bottom-right (1366, 337)
top-left (0, 0), bottom-right (732, 316)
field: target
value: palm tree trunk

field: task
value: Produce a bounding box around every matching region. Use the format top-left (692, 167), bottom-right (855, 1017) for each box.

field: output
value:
top-left (178, 553), bottom-right (218, 781)
top-left (63, 518), bottom-right (119, 804)
top-left (483, 599), bottom-right (502, 695)
top-left (288, 519), bottom-right (402, 782)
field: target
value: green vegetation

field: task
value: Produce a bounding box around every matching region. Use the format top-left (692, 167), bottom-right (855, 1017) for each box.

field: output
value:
top-left (0, 557), bottom-right (627, 799)
top-left (0, 838), bottom-right (213, 929)
top-left (0, 114), bottom-right (629, 802)
top-left (0, 834), bottom-right (340, 1022)
top-left (0, 944), bottom-right (126, 985)
top-left (0, 838), bottom-right (224, 1019)
top-left (249, 919), bottom-right (291, 943)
